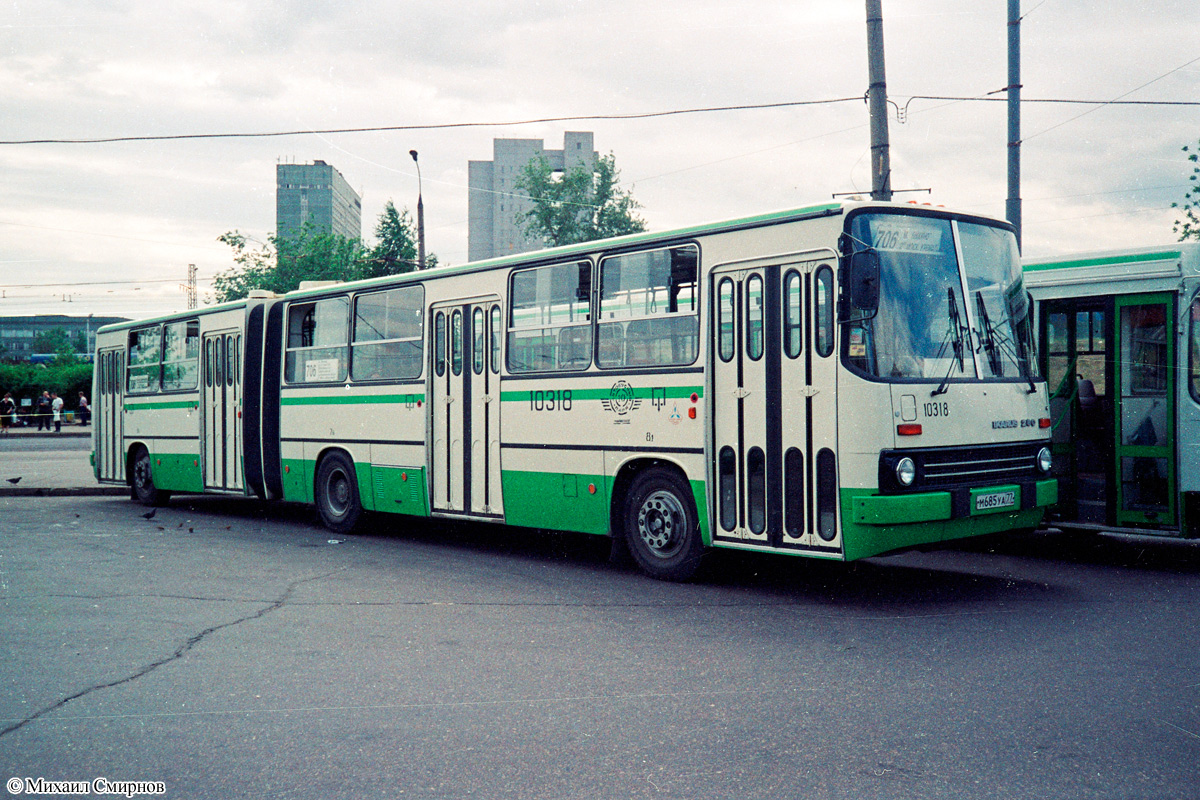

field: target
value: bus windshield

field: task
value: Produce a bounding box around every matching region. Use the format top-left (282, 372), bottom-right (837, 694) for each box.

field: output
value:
top-left (845, 211), bottom-right (1037, 382)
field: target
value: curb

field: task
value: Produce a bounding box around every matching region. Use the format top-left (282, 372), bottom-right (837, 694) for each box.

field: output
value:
top-left (0, 486), bottom-right (129, 497)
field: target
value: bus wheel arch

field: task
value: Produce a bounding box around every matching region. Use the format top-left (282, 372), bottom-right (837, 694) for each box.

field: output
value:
top-left (612, 458), bottom-right (704, 582)
top-left (129, 444), bottom-right (170, 507)
top-left (314, 448), bottom-right (363, 534)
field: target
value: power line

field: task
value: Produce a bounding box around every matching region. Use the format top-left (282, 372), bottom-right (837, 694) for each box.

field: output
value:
top-left (3, 94), bottom-right (1195, 146)
top-left (0, 99), bottom-right (863, 145)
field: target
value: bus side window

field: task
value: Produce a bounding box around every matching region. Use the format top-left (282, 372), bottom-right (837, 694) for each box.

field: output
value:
top-left (435, 311), bottom-right (446, 377)
top-left (598, 244), bottom-right (699, 368)
top-left (1190, 297), bottom-right (1200, 404)
top-left (815, 266), bottom-right (835, 358)
top-left (784, 270), bottom-right (803, 359)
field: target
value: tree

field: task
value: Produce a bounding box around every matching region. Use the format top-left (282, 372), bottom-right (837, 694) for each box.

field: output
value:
top-left (33, 327), bottom-right (74, 356)
top-left (515, 152), bottom-right (647, 248)
top-left (212, 203), bottom-right (436, 303)
top-left (364, 201), bottom-right (423, 279)
top-left (1173, 141), bottom-right (1200, 241)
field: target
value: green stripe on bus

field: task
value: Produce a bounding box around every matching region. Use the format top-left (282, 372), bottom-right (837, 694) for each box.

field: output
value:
top-left (1024, 251), bottom-right (1182, 272)
top-left (125, 400), bottom-right (198, 411)
top-left (280, 393), bottom-right (425, 406)
top-left (500, 386), bottom-right (703, 402)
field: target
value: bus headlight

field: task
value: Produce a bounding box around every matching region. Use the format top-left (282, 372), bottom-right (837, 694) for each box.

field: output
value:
top-left (1036, 446), bottom-right (1052, 474)
top-left (895, 457), bottom-right (916, 487)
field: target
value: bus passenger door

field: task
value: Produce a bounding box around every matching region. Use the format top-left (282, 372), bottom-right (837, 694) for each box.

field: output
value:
top-left (96, 347), bottom-right (125, 483)
top-left (430, 298), bottom-right (503, 517)
top-left (710, 253), bottom-right (840, 553)
top-left (202, 332), bottom-right (243, 491)
top-left (1114, 293), bottom-right (1175, 527)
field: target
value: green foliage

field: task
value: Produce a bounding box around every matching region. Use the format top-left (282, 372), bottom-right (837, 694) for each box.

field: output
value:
top-left (515, 152), bottom-right (647, 248)
top-left (1173, 142), bottom-right (1200, 241)
top-left (0, 362), bottom-right (93, 413)
top-left (213, 203), bottom-right (435, 303)
top-left (33, 326), bottom-right (75, 356)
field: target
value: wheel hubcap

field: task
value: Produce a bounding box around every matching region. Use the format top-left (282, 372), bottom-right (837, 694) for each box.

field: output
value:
top-left (637, 490), bottom-right (685, 558)
top-left (328, 470), bottom-right (350, 515)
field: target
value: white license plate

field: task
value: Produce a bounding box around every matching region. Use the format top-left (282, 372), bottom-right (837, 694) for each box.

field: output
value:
top-left (975, 490), bottom-right (1016, 512)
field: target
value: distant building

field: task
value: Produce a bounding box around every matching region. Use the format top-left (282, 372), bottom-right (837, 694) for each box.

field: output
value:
top-left (276, 160), bottom-right (362, 242)
top-left (468, 132), bottom-right (598, 262)
top-left (0, 315), bottom-right (128, 361)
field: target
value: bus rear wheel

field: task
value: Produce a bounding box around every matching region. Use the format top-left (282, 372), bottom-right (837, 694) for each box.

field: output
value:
top-left (131, 447), bottom-right (170, 507)
top-left (315, 452), bottom-right (362, 535)
top-left (622, 469), bottom-right (703, 581)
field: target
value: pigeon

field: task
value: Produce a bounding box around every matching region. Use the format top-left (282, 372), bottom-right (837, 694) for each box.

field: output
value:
top-left (5, 477), bottom-right (20, 484)
top-left (141, 509), bottom-right (157, 520)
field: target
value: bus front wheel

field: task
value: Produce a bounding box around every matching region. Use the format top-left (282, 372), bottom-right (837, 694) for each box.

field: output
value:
top-left (622, 469), bottom-right (703, 581)
top-left (131, 447), bottom-right (170, 507)
top-left (315, 452), bottom-right (362, 535)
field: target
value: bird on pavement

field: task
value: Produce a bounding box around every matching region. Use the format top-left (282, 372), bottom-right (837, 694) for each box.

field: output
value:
top-left (141, 509), bottom-right (157, 520)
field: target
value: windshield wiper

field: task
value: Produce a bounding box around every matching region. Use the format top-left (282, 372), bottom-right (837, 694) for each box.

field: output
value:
top-left (974, 290), bottom-right (1037, 394)
top-left (975, 291), bottom-right (1003, 377)
top-left (932, 287), bottom-right (967, 397)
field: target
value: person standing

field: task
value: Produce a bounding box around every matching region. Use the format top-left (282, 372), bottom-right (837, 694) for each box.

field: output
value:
top-left (0, 392), bottom-right (13, 435)
top-left (77, 391), bottom-right (90, 426)
top-left (35, 391), bottom-right (51, 431)
top-left (51, 391), bottom-right (63, 433)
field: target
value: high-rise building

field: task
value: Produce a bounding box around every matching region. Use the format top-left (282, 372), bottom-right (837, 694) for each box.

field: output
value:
top-left (0, 314), bottom-right (128, 361)
top-left (276, 160), bottom-right (362, 242)
top-left (468, 132), bottom-right (597, 262)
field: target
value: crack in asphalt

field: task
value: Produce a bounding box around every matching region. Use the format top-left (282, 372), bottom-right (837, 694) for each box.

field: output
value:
top-left (0, 570), bottom-right (338, 739)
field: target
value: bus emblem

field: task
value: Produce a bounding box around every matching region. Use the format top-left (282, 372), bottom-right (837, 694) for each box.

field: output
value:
top-left (602, 381), bottom-right (640, 416)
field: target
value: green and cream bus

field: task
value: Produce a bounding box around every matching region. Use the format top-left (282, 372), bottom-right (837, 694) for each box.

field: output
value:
top-left (1026, 243), bottom-right (1200, 539)
top-left (93, 200), bottom-right (1056, 580)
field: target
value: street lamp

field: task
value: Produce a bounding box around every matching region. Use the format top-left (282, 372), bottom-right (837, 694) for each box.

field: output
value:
top-left (409, 150), bottom-right (425, 270)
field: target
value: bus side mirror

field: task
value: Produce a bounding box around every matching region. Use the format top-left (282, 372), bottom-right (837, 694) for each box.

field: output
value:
top-left (849, 249), bottom-right (881, 313)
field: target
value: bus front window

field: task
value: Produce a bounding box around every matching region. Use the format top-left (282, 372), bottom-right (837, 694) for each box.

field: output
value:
top-left (846, 212), bottom-right (1036, 384)
top-left (847, 214), bottom-right (968, 380)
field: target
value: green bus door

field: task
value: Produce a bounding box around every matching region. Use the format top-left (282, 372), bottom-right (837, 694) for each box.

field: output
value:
top-left (1114, 293), bottom-right (1176, 527)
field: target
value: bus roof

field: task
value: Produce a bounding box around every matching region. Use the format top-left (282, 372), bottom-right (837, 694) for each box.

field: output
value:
top-left (98, 199), bottom-right (1013, 332)
top-left (1024, 242), bottom-right (1200, 294)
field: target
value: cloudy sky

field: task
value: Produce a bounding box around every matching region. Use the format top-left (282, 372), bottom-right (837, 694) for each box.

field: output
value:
top-left (2, 0), bottom-right (1197, 319)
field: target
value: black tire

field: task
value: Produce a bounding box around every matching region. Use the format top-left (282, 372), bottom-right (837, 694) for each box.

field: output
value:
top-left (622, 468), bottom-right (704, 581)
top-left (130, 447), bottom-right (170, 507)
top-left (315, 452), bottom-right (363, 535)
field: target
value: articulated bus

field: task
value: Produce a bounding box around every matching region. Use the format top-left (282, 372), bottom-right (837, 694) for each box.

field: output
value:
top-left (1025, 243), bottom-right (1200, 539)
top-left (93, 200), bottom-right (1057, 580)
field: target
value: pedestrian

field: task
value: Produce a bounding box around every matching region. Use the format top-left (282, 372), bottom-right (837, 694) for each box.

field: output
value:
top-left (77, 391), bottom-right (90, 426)
top-left (35, 391), bottom-right (51, 431)
top-left (0, 392), bottom-right (13, 435)
top-left (51, 391), bottom-right (63, 433)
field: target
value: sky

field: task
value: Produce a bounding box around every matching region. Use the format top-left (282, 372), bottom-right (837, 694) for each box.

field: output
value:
top-left (1, 0), bottom-right (1197, 320)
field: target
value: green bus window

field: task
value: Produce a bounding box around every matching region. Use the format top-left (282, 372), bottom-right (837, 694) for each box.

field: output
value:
top-left (285, 296), bottom-right (349, 384)
top-left (127, 325), bottom-right (161, 394)
top-left (1191, 298), bottom-right (1200, 404)
top-left (718, 278), bottom-right (735, 363)
top-left (351, 286), bottom-right (424, 381)
top-left (473, 307), bottom-right (485, 375)
top-left (815, 266), bottom-right (834, 358)
top-left (162, 320), bottom-right (199, 392)
top-left (507, 261), bottom-right (592, 372)
top-left (451, 309), bottom-right (463, 376)
top-left (435, 311), bottom-right (446, 377)
top-left (598, 244), bottom-right (698, 368)
top-left (784, 270), bottom-right (802, 359)
top-left (746, 274), bottom-right (764, 361)
top-left (490, 305), bottom-right (502, 374)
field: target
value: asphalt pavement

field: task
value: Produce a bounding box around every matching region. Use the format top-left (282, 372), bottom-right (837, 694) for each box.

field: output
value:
top-left (0, 426), bottom-right (124, 497)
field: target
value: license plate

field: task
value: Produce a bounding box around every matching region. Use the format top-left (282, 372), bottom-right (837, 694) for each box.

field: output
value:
top-left (975, 490), bottom-right (1016, 512)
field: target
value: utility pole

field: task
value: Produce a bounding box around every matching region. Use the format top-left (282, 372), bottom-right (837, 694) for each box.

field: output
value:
top-left (866, 0), bottom-right (892, 202)
top-left (181, 264), bottom-right (197, 309)
top-left (1007, 0), bottom-right (1023, 249)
